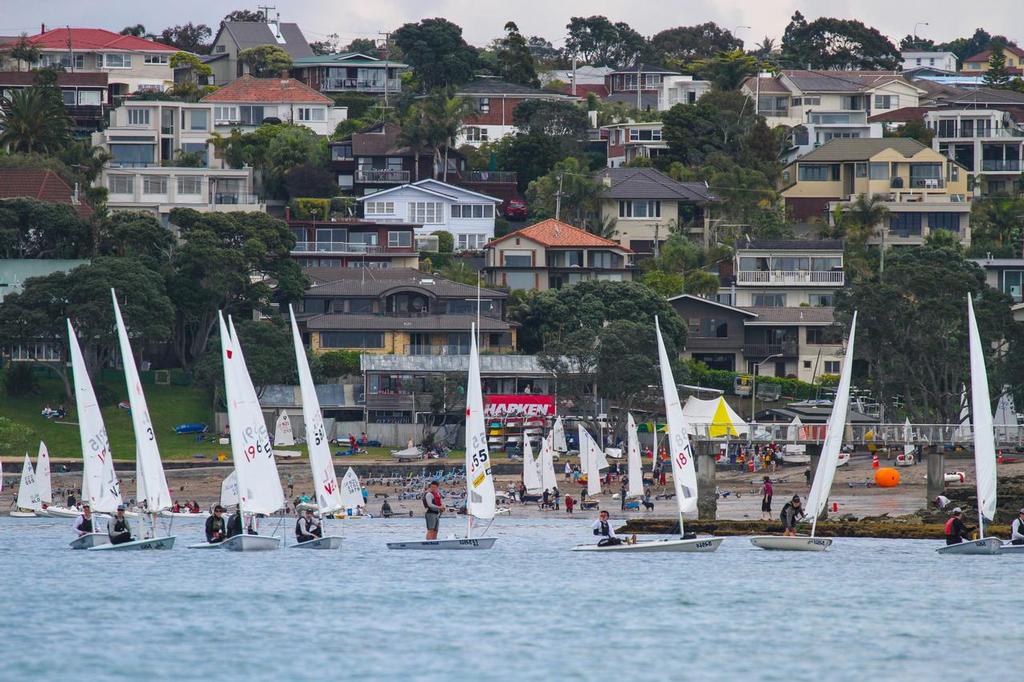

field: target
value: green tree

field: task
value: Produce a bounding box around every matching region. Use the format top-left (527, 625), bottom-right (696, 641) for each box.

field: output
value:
top-left (120, 24), bottom-right (151, 38)
top-left (239, 44), bottom-right (293, 77)
top-left (512, 99), bottom-right (588, 138)
top-left (96, 211), bottom-right (173, 264)
top-left (309, 33), bottom-right (340, 56)
top-left (283, 162), bottom-right (337, 199)
top-left (224, 9), bottom-right (266, 22)
top-left (5, 34), bottom-right (40, 70)
top-left (345, 38), bottom-right (380, 56)
top-left (662, 91), bottom-right (760, 166)
top-left (0, 198), bottom-right (91, 259)
top-left (392, 18), bottom-right (478, 89)
top-left (690, 50), bottom-right (759, 91)
top-left (640, 269), bottom-right (684, 297)
top-left (650, 23), bottom-right (742, 65)
top-left (170, 51), bottom-right (212, 83)
top-left (899, 35), bottom-right (935, 51)
top-left (0, 87), bottom-right (71, 154)
top-left (159, 23), bottom-right (212, 54)
top-left (563, 16), bottom-right (647, 66)
top-left (967, 197), bottom-right (1024, 255)
top-left (885, 119), bottom-right (935, 146)
top-left (318, 350), bottom-right (361, 378)
top-left (780, 11), bottom-right (900, 70)
top-left (432, 230), bottom-right (454, 253)
top-left (524, 157), bottom-right (600, 228)
top-left (494, 133), bottom-right (565, 190)
top-left (984, 45), bottom-right (1012, 88)
top-left (195, 317), bottom-right (295, 404)
top-left (407, 91), bottom-right (471, 180)
top-left (496, 22), bottom-right (539, 88)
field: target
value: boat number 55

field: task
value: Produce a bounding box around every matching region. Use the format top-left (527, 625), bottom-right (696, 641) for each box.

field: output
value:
top-left (471, 448), bottom-right (488, 468)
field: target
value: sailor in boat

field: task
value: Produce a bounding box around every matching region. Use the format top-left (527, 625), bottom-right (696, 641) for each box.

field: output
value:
top-left (107, 505), bottom-right (135, 545)
top-left (381, 499), bottom-right (394, 518)
top-left (1012, 509), bottom-right (1024, 546)
top-left (423, 480), bottom-right (444, 540)
top-left (205, 505), bottom-right (227, 544)
top-left (592, 510), bottom-right (623, 547)
top-left (295, 508), bottom-right (323, 543)
top-left (944, 508), bottom-right (972, 545)
top-left (74, 502), bottom-right (94, 536)
top-left (226, 509), bottom-right (243, 538)
top-left (780, 495), bottom-right (805, 537)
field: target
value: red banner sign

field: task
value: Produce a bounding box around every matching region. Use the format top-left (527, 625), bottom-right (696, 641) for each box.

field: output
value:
top-left (483, 394), bottom-right (556, 418)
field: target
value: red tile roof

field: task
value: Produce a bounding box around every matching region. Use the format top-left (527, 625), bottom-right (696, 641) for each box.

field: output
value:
top-left (0, 169), bottom-right (93, 217)
top-left (487, 219), bottom-right (630, 250)
top-left (201, 75), bottom-right (332, 104)
top-left (28, 28), bottom-right (175, 52)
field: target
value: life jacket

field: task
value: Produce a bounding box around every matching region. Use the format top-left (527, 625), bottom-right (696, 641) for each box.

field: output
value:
top-left (945, 517), bottom-right (956, 536)
top-left (113, 517), bottom-right (131, 534)
top-left (77, 516), bottom-right (93, 533)
top-left (598, 520), bottom-right (610, 537)
top-left (423, 490), bottom-right (442, 510)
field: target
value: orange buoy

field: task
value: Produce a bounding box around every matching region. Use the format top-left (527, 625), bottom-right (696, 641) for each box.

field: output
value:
top-left (871, 454), bottom-right (880, 469)
top-left (874, 467), bottom-right (901, 487)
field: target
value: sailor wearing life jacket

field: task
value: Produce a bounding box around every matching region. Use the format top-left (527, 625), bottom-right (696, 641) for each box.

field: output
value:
top-left (107, 505), bottom-right (134, 545)
top-left (74, 502), bottom-right (94, 536)
top-left (1012, 508), bottom-right (1024, 546)
top-left (423, 481), bottom-right (444, 540)
top-left (592, 510), bottom-right (622, 546)
top-left (295, 509), bottom-right (323, 543)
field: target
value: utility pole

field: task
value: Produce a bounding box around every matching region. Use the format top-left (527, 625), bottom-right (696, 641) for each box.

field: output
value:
top-left (256, 5), bottom-right (276, 22)
top-left (635, 57), bottom-right (642, 111)
top-left (554, 173), bottom-right (565, 221)
top-left (378, 31), bottom-right (392, 112)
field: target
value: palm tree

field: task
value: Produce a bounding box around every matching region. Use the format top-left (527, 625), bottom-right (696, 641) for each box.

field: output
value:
top-left (418, 91), bottom-right (472, 181)
top-left (0, 88), bottom-right (70, 153)
top-left (753, 37), bottom-right (776, 59)
top-left (397, 109), bottom-right (428, 182)
top-left (844, 193), bottom-right (890, 273)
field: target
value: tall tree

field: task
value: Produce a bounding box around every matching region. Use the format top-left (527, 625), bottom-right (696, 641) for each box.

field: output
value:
top-left (940, 28), bottom-right (993, 68)
top-left (690, 50), bottom-right (758, 91)
top-left (345, 38), bottom-right (380, 56)
top-left (392, 18), bottom-right (478, 89)
top-left (650, 23), bottom-right (742, 65)
top-left (525, 157), bottom-right (600, 228)
top-left (512, 99), bottom-right (588, 138)
top-left (239, 44), bottom-right (293, 77)
top-left (223, 9), bottom-right (267, 22)
top-left (0, 198), bottom-right (91, 259)
top-left (0, 87), bottom-right (70, 154)
top-left (564, 16), bottom-right (647, 66)
top-left (120, 25), bottom-right (151, 38)
top-left (159, 23), bottom-right (212, 54)
top-left (309, 33), bottom-right (340, 56)
top-left (496, 22), bottom-right (539, 88)
top-left (407, 91), bottom-right (470, 180)
top-left (780, 11), bottom-right (900, 70)
top-left (899, 35), bottom-right (936, 51)
top-left (4, 34), bottom-right (40, 71)
top-left (527, 36), bottom-right (561, 65)
top-left (984, 45), bottom-right (1012, 88)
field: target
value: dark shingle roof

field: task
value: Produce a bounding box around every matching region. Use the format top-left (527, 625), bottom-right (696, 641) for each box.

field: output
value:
top-left (0, 71), bottom-right (107, 87)
top-left (598, 168), bottom-right (715, 202)
top-left (795, 138), bottom-right (929, 162)
top-left (867, 106), bottom-right (934, 123)
top-left (737, 240), bottom-right (844, 251)
top-left (740, 307), bottom-right (836, 325)
top-left (306, 313), bottom-right (511, 332)
top-left (947, 87), bottom-right (1024, 106)
top-left (303, 267), bottom-right (505, 299)
top-left (218, 21), bottom-right (313, 59)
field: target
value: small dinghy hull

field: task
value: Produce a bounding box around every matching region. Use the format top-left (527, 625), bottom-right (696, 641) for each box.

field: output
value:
top-left (387, 537), bottom-right (497, 550)
top-left (9, 510), bottom-right (37, 518)
top-left (38, 506), bottom-right (80, 518)
top-left (187, 542), bottom-right (225, 549)
top-left (1000, 543), bottom-right (1024, 554)
top-left (750, 535), bottom-right (833, 551)
top-left (221, 534), bottom-right (281, 552)
top-left (571, 536), bottom-right (724, 552)
top-left (935, 537), bottom-right (1002, 555)
top-left (69, 533), bottom-right (110, 550)
top-left (159, 511), bottom-right (210, 519)
top-left (291, 535), bottom-right (343, 550)
top-left (88, 536), bottom-right (176, 551)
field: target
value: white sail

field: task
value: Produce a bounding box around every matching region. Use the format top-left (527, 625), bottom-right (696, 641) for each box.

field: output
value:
top-left (654, 318), bottom-right (698, 514)
top-left (577, 424), bottom-right (589, 476)
top-left (787, 416), bottom-right (803, 442)
top-left (35, 441), bottom-right (52, 505)
top-left (68, 319), bottom-right (122, 513)
top-left (626, 413), bottom-right (644, 498)
top-left (289, 307), bottom-right (343, 513)
top-left (16, 453), bottom-right (40, 511)
top-left (338, 467), bottom-right (365, 513)
top-left (577, 427), bottom-right (602, 497)
top-left (967, 296), bottom-right (998, 523)
top-left (522, 436), bottom-right (543, 493)
top-left (465, 325), bottom-right (496, 520)
top-left (903, 418), bottom-right (915, 459)
top-left (539, 433), bottom-right (558, 492)
top-left (552, 416), bottom-right (567, 452)
top-left (221, 314), bottom-right (285, 516)
top-left (805, 312), bottom-right (857, 522)
top-left (113, 290), bottom-right (172, 512)
top-left (274, 412), bottom-right (295, 446)
top-left (221, 471), bottom-right (239, 507)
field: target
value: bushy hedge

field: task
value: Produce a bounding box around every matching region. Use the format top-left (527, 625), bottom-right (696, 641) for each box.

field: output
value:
top-left (682, 359), bottom-right (837, 400)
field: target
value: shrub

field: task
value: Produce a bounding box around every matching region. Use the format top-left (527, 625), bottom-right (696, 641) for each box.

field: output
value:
top-left (291, 197), bottom-right (330, 220)
top-left (432, 230), bottom-right (454, 253)
top-left (3, 363), bottom-right (37, 397)
top-left (319, 350), bottom-right (360, 378)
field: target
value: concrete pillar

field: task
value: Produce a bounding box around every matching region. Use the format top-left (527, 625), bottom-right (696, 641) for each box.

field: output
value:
top-left (693, 441), bottom-right (717, 520)
top-left (926, 446), bottom-right (945, 505)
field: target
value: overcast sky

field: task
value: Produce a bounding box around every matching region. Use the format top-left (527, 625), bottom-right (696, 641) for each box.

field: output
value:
top-left (3, 0), bottom-right (1022, 49)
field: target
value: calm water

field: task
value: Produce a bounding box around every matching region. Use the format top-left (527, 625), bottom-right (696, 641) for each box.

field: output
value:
top-left (1, 515), bottom-right (1020, 681)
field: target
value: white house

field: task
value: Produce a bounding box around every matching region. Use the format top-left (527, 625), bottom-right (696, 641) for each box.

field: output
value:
top-left (200, 75), bottom-right (347, 136)
top-left (901, 51), bottom-right (958, 73)
top-left (356, 179), bottom-right (501, 251)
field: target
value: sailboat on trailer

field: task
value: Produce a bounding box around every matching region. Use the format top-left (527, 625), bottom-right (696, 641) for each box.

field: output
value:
top-left (288, 306), bottom-right (343, 549)
top-left (388, 324), bottom-right (497, 550)
top-left (939, 296), bottom-right (1002, 555)
top-left (574, 318), bottom-right (723, 552)
top-left (751, 312), bottom-right (858, 551)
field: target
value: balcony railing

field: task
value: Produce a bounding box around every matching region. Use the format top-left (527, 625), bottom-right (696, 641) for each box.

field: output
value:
top-left (466, 170), bottom-right (517, 184)
top-left (408, 344), bottom-right (470, 356)
top-left (213, 192), bottom-right (260, 205)
top-left (736, 270), bottom-right (845, 286)
top-left (324, 78), bottom-right (403, 92)
top-left (982, 159), bottom-right (1021, 171)
top-left (934, 126), bottom-right (1024, 139)
top-left (292, 241), bottom-right (396, 255)
top-left (354, 169), bottom-right (410, 183)
top-left (742, 342), bottom-right (799, 358)
top-left (907, 178), bottom-right (945, 189)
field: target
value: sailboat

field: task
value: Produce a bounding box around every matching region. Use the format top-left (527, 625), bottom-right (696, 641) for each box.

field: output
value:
top-left (552, 416), bottom-right (567, 454)
top-left (574, 319), bottom-right (723, 552)
top-left (625, 414), bottom-right (644, 500)
top-left (10, 453), bottom-right (40, 517)
top-left (336, 467), bottom-right (368, 518)
top-left (31, 443), bottom-right (73, 517)
top-left (67, 318), bottom-right (122, 549)
top-left (939, 297), bottom-right (1002, 555)
top-left (89, 291), bottom-right (177, 551)
top-left (896, 418), bottom-right (915, 466)
top-left (576, 425), bottom-right (604, 501)
top-left (522, 435), bottom-right (543, 494)
top-left (388, 324), bottom-right (497, 550)
top-left (188, 472), bottom-right (239, 550)
top-left (751, 312), bottom-right (858, 552)
top-left (215, 314), bottom-right (286, 552)
top-left (539, 433), bottom-right (558, 493)
top-left (288, 306), bottom-right (343, 549)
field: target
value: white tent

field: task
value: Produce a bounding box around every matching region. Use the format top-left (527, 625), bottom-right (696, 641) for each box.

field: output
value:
top-left (680, 396), bottom-right (748, 437)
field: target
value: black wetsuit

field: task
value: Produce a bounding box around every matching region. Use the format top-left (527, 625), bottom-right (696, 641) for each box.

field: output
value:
top-left (205, 515), bottom-right (226, 543)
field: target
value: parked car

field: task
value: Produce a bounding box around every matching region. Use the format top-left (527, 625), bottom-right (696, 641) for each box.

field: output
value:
top-left (504, 199), bottom-right (528, 220)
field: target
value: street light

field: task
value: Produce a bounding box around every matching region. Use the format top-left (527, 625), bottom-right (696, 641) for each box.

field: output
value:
top-left (913, 22), bottom-right (929, 40)
top-left (751, 353), bottom-right (783, 426)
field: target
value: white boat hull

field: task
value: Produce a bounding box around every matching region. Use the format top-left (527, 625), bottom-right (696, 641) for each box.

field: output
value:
top-left (187, 541), bottom-right (225, 549)
top-left (750, 535), bottom-right (833, 551)
top-left (1000, 543), bottom-right (1024, 554)
top-left (936, 537), bottom-right (1002, 555)
top-left (9, 510), bottom-right (37, 518)
top-left (221, 534), bottom-right (281, 552)
top-left (291, 535), bottom-right (343, 550)
top-left (387, 537), bottom-right (497, 550)
top-left (88, 536), bottom-right (176, 551)
top-left (159, 511), bottom-right (210, 519)
top-left (571, 536), bottom-right (724, 552)
top-left (69, 533), bottom-right (110, 550)
top-left (38, 506), bottom-right (80, 518)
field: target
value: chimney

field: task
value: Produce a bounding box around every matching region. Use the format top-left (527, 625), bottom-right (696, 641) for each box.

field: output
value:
top-left (601, 173), bottom-right (612, 187)
top-left (41, 23), bottom-right (46, 33)
top-left (72, 182), bottom-right (80, 205)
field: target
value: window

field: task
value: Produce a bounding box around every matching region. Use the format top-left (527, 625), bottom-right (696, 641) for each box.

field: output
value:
top-left (109, 144), bottom-right (155, 166)
top-left (387, 231), bottom-right (412, 248)
top-left (78, 90), bottom-right (101, 106)
top-left (239, 105), bottom-right (265, 125)
top-left (589, 251), bottom-right (617, 268)
top-left (503, 254), bottom-right (532, 266)
top-left (855, 162), bottom-right (867, 178)
top-left (505, 272), bottom-right (535, 290)
top-left (809, 294), bottom-right (835, 308)
top-left (215, 45), bottom-right (226, 54)
top-left (142, 176), bottom-right (167, 194)
top-left (297, 107), bottom-right (326, 122)
top-left (752, 293), bottom-right (786, 307)
top-left (177, 176), bottom-right (202, 194)
top-left (464, 126), bottom-right (488, 142)
top-left (189, 109), bottom-right (208, 130)
top-left (180, 143), bottom-right (208, 166)
top-left (61, 90), bottom-right (76, 105)
top-left (824, 361), bottom-right (840, 374)
top-left (127, 108), bottom-right (151, 126)
top-left (629, 128), bottom-right (662, 141)
top-left (936, 119), bottom-right (957, 137)
top-left (451, 204), bottom-right (494, 219)
top-left (798, 164), bottom-right (838, 181)
top-left (102, 53), bottom-right (132, 68)
top-left (108, 175), bottom-right (134, 193)
top-left (37, 53), bottom-right (85, 69)
top-left (144, 54), bottom-right (169, 64)
top-left (699, 318), bottom-right (728, 338)
top-left (928, 212), bottom-right (961, 232)
top-left (618, 200), bottom-right (661, 218)
top-left (889, 212), bottom-right (923, 237)
top-left (458, 234), bottom-right (487, 250)
top-left (408, 201), bottom-right (444, 224)
top-left (214, 106), bottom-right (238, 123)
top-left (1002, 271), bottom-right (1024, 302)
top-left (874, 94), bottom-right (898, 109)
top-left (478, 97), bottom-right (490, 113)
top-left (869, 162), bottom-right (890, 180)
top-left (364, 201), bottom-right (395, 216)
top-left (319, 332), bottom-right (384, 349)
top-left (338, 174), bottom-right (354, 189)
top-left (331, 144), bottom-right (353, 160)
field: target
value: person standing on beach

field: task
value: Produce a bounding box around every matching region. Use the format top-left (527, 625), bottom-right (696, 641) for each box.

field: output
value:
top-left (564, 461), bottom-right (572, 480)
top-left (552, 486), bottom-right (560, 510)
top-left (620, 480), bottom-right (628, 511)
top-left (423, 481), bottom-right (444, 540)
top-left (760, 476), bottom-right (773, 521)
top-left (565, 494), bottom-right (575, 514)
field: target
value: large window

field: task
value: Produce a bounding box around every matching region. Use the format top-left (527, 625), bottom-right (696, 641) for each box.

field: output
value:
top-left (458, 234), bottom-right (488, 250)
top-left (127, 108), bottom-right (151, 126)
top-left (869, 162), bottom-right (890, 179)
top-left (108, 175), bottom-right (134, 194)
top-left (505, 272), bottom-right (535, 290)
top-left (297, 107), bottom-right (326, 122)
top-left (331, 143), bottom-right (353, 160)
top-left (320, 331), bottom-right (384, 349)
top-left (889, 212), bottom-right (923, 236)
top-left (451, 204), bottom-right (494, 219)
top-left (477, 97), bottom-right (490, 113)
top-left (752, 293), bottom-right (786, 307)
top-left (824, 361), bottom-right (840, 374)
top-left (239, 105), bottom-right (265, 125)
top-left (177, 176), bottom-right (202, 195)
top-left (936, 119), bottom-right (957, 137)
top-left (464, 126), bottom-right (488, 142)
top-left (110, 143), bottom-right (155, 166)
top-left (387, 231), bottom-right (412, 248)
top-left (144, 54), bottom-right (169, 64)
top-left (189, 109), bottom-right (208, 130)
top-left (618, 200), bottom-right (661, 218)
top-left (142, 176), bottom-right (167, 194)
top-left (698, 318), bottom-right (728, 338)
top-left (78, 90), bottom-right (102, 106)
top-left (798, 164), bottom-right (838, 181)
top-left (364, 200), bottom-right (394, 216)
top-left (214, 106), bottom-right (238, 123)
top-left (61, 90), bottom-right (76, 105)
top-left (928, 212), bottom-right (960, 232)
top-left (589, 251), bottom-right (618, 268)
top-left (503, 253), bottom-right (532, 267)
top-left (629, 128), bottom-right (662, 141)
top-left (408, 201), bottom-right (444, 224)
top-left (1003, 271), bottom-right (1024, 302)
top-left (808, 293), bottom-right (834, 307)
top-left (874, 94), bottom-right (899, 110)
top-left (102, 53), bottom-right (132, 68)
top-left (37, 53), bottom-right (85, 69)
